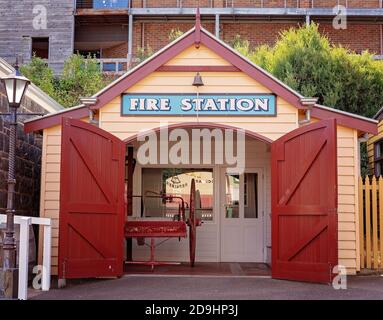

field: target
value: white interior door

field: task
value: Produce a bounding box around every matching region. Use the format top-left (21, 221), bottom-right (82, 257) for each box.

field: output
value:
top-left (220, 169), bottom-right (264, 262)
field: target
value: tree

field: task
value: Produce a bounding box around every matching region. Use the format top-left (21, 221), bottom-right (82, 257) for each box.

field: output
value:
top-left (20, 54), bottom-right (109, 108)
top-left (55, 54), bottom-right (106, 107)
top-left (232, 23), bottom-right (383, 118)
top-left (20, 55), bottom-right (55, 98)
top-left (135, 45), bottom-right (154, 65)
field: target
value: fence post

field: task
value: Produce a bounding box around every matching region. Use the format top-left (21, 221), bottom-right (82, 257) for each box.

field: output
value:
top-left (372, 176), bottom-right (379, 268)
top-left (42, 224), bottom-right (52, 291)
top-left (358, 176), bottom-right (364, 269)
top-left (380, 177), bottom-right (383, 270)
top-left (18, 217), bottom-right (31, 300)
top-left (365, 177), bottom-right (372, 268)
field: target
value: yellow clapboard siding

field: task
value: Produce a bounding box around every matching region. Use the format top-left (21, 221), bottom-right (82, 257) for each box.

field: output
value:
top-left (338, 213), bottom-right (356, 222)
top-left (338, 195), bottom-right (355, 205)
top-left (339, 232), bottom-right (356, 241)
top-left (45, 173), bottom-right (60, 182)
top-left (165, 44), bottom-right (232, 66)
top-left (338, 167), bottom-right (355, 176)
top-left (337, 157), bottom-right (354, 166)
top-left (338, 204), bottom-right (356, 213)
top-left (101, 112), bottom-right (298, 123)
top-left (101, 122), bottom-right (298, 134)
top-left (339, 249), bottom-right (357, 259)
top-left (45, 182), bottom-right (60, 191)
top-left (337, 138), bottom-right (354, 148)
top-left (339, 222), bottom-right (356, 231)
top-left (338, 185), bottom-right (355, 195)
top-left (46, 154), bottom-right (61, 163)
top-left (339, 241), bottom-right (356, 250)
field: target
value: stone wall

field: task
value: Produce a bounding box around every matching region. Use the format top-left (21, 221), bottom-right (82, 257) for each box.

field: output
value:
top-left (0, 0), bottom-right (75, 74)
top-left (0, 84), bottom-right (46, 219)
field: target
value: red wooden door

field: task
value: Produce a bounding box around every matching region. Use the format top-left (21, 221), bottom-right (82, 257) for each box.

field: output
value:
top-left (271, 119), bottom-right (338, 283)
top-left (58, 118), bottom-right (125, 279)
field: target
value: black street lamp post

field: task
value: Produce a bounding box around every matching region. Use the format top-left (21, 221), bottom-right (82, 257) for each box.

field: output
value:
top-left (0, 62), bottom-right (32, 299)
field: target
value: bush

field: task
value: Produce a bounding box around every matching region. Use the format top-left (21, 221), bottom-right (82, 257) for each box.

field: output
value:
top-left (20, 55), bottom-right (55, 98)
top-left (20, 54), bottom-right (109, 108)
top-left (232, 23), bottom-right (383, 118)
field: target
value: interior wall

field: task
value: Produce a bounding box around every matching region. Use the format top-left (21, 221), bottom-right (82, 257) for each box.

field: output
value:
top-left (129, 135), bottom-right (271, 263)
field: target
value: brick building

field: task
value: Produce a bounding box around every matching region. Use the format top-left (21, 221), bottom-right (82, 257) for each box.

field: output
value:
top-left (0, 1), bottom-right (382, 74)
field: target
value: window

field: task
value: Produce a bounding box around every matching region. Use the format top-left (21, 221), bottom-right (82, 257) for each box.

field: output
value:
top-left (244, 173), bottom-right (258, 219)
top-left (141, 168), bottom-right (214, 222)
top-left (31, 37), bottom-right (49, 59)
top-left (225, 174), bottom-right (240, 218)
top-left (374, 139), bottom-right (383, 176)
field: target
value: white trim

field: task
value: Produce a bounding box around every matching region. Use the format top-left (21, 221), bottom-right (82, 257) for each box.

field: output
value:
top-left (314, 104), bottom-right (378, 124)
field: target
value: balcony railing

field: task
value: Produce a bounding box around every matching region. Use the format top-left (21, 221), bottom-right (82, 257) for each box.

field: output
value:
top-left (76, 0), bottom-right (130, 9)
top-left (97, 58), bottom-right (128, 75)
top-left (76, 0), bottom-right (382, 10)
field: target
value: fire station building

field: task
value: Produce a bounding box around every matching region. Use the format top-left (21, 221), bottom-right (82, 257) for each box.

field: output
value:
top-left (24, 18), bottom-right (377, 284)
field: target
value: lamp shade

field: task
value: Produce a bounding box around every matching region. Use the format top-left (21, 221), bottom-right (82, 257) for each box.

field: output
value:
top-left (1, 72), bottom-right (30, 107)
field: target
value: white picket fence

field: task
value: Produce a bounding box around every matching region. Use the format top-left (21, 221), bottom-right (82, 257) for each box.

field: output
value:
top-left (0, 214), bottom-right (51, 300)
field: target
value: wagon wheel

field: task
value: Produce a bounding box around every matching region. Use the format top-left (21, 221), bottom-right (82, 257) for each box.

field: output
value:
top-left (188, 178), bottom-right (196, 267)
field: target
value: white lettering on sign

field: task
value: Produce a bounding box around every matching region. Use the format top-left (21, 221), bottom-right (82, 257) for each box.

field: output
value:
top-left (123, 94), bottom-right (276, 116)
top-left (130, 98), bottom-right (269, 112)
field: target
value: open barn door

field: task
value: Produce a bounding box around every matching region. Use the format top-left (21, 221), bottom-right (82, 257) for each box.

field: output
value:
top-left (271, 119), bottom-right (338, 283)
top-left (58, 118), bottom-right (125, 279)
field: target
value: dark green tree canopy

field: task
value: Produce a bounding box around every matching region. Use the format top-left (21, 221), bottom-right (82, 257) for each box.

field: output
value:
top-left (232, 23), bottom-right (383, 118)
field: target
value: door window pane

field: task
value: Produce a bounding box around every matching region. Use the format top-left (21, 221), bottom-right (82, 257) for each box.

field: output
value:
top-left (141, 168), bottom-right (214, 221)
top-left (225, 174), bottom-right (239, 218)
top-left (244, 173), bottom-right (258, 219)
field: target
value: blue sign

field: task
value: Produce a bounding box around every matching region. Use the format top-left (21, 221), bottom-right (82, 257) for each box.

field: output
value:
top-left (121, 94), bottom-right (276, 116)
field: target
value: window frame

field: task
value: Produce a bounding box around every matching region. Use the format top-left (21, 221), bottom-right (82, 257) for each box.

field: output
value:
top-left (374, 138), bottom-right (383, 177)
top-left (30, 37), bottom-right (50, 60)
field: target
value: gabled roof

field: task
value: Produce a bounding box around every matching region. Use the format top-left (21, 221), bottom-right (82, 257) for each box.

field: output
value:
top-left (24, 15), bottom-right (377, 135)
top-left (0, 58), bottom-right (64, 113)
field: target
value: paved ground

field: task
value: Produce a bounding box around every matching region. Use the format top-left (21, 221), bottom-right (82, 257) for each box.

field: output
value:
top-left (30, 274), bottom-right (383, 300)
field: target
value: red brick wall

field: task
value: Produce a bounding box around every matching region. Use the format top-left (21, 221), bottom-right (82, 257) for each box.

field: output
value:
top-left (319, 24), bottom-right (381, 54)
top-left (221, 22), bottom-right (299, 47)
top-left (101, 22), bottom-right (382, 59)
top-left (129, 0), bottom-right (381, 8)
top-left (102, 43), bottom-right (128, 58)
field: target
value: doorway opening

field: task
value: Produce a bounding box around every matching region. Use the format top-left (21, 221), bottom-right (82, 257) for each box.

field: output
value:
top-left (124, 130), bottom-right (271, 269)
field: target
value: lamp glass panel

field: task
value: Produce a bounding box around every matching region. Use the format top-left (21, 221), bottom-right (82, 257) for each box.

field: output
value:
top-left (14, 79), bottom-right (28, 104)
top-left (4, 78), bottom-right (15, 103)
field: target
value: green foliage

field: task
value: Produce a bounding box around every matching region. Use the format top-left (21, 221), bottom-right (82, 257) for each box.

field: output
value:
top-left (20, 54), bottom-right (109, 108)
top-left (169, 28), bottom-right (184, 42)
top-left (20, 55), bottom-right (55, 98)
top-left (232, 23), bottom-right (383, 118)
top-left (135, 45), bottom-right (154, 65)
top-left (55, 54), bottom-right (105, 107)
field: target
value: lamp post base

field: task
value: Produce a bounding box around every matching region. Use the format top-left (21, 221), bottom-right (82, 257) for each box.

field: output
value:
top-left (0, 268), bottom-right (18, 299)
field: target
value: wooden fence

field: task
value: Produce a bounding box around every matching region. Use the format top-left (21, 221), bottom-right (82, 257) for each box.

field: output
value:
top-left (359, 176), bottom-right (383, 270)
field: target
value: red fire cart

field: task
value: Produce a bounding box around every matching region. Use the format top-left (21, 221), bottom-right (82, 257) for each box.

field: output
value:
top-left (125, 179), bottom-right (202, 269)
